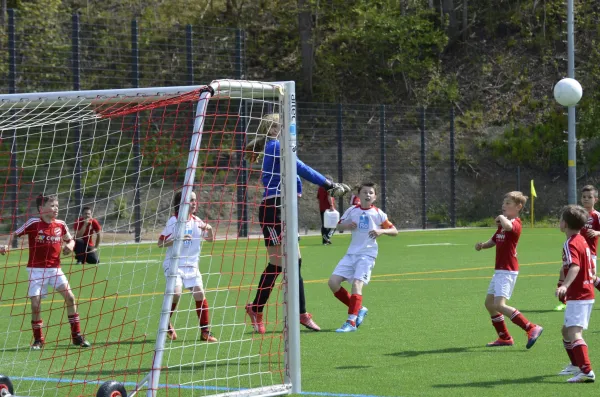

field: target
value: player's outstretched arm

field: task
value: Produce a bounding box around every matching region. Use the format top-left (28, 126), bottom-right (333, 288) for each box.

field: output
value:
top-left (0, 233), bottom-right (15, 255)
top-left (557, 264), bottom-right (580, 300)
top-left (203, 224), bottom-right (215, 242)
top-left (495, 215), bottom-right (513, 231)
top-left (475, 239), bottom-right (496, 251)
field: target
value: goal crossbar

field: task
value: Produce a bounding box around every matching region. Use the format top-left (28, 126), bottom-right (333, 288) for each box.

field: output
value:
top-left (0, 80), bottom-right (283, 106)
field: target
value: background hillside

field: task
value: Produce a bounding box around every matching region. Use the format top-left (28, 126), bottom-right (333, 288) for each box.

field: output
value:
top-left (2, 0), bottom-right (600, 229)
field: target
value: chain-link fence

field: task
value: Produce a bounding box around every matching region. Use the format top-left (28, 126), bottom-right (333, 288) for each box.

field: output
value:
top-left (1, 8), bottom-right (571, 236)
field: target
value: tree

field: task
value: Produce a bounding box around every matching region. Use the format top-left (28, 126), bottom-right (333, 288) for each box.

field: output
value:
top-left (297, 0), bottom-right (313, 97)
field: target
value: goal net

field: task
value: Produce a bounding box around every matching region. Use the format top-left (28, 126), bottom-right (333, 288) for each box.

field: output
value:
top-left (0, 80), bottom-right (301, 397)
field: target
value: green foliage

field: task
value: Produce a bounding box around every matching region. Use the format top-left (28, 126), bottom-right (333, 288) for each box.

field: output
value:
top-left (314, 2), bottom-right (447, 102)
top-left (485, 110), bottom-right (567, 171)
top-left (112, 194), bottom-right (131, 220)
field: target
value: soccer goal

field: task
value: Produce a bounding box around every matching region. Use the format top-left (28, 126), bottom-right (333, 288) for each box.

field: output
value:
top-left (0, 80), bottom-right (301, 397)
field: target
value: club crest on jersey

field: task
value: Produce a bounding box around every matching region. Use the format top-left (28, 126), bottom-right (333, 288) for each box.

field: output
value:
top-left (54, 227), bottom-right (62, 236)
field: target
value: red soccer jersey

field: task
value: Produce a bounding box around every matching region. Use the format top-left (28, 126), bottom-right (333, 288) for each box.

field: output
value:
top-left (580, 209), bottom-right (600, 256)
top-left (15, 218), bottom-right (71, 268)
top-left (317, 187), bottom-right (335, 212)
top-left (491, 217), bottom-right (522, 271)
top-left (562, 234), bottom-right (595, 301)
top-left (74, 217), bottom-right (102, 247)
top-left (350, 194), bottom-right (361, 207)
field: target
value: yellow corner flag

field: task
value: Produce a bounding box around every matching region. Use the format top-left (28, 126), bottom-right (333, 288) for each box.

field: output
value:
top-left (531, 180), bottom-right (536, 227)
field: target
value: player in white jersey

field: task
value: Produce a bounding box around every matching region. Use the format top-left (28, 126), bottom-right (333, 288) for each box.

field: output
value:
top-left (158, 191), bottom-right (217, 342)
top-left (328, 182), bottom-right (398, 333)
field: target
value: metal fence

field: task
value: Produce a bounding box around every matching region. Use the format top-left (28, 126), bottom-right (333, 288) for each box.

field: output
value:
top-left (0, 10), bottom-right (243, 93)
top-left (1, 9), bottom-right (560, 237)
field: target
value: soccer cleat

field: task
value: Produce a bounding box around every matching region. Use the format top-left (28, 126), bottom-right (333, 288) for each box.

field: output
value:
top-left (559, 364), bottom-right (581, 375)
top-left (300, 313), bottom-right (321, 331)
top-left (73, 335), bottom-right (91, 348)
top-left (336, 321), bottom-right (357, 333)
top-left (356, 306), bottom-right (368, 328)
top-left (201, 330), bottom-right (218, 343)
top-left (245, 304), bottom-right (266, 334)
top-left (526, 325), bottom-right (543, 349)
top-left (485, 337), bottom-right (514, 347)
top-left (568, 370), bottom-right (595, 383)
top-left (554, 303), bottom-right (567, 311)
top-left (167, 323), bottom-right (177, 341)
top-left (31, 339), bottom-right (44, 350)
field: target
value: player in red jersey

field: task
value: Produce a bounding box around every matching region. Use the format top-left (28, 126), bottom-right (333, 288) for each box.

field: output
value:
top-left (317, 176), bottom-right (336, 245)
top-left (73, 206), bottom-right (102, 264)
top-left (557, 185), bottom-right (600, 311)
top-left (556, 205), bottom-right (596, 383)
top-left (0, 194), bottom-right (91, 349)
top-left (474, 191), bottom-right (543, 348)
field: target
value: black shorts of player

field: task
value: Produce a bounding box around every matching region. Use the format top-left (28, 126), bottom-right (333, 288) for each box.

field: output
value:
top-left (74, 238), bottom-right (99, 264)
top-left (259, 197), bottom-right (282, 247)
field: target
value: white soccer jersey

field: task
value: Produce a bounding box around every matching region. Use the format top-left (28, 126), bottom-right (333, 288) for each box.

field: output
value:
top-left (160, 215), bottom-right (207, 270)
top-left (340, 205), bottom-right (391, 258)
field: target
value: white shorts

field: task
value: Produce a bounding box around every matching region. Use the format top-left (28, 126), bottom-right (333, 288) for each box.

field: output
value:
top-left (564, 300), bottom-right (595, 329)
top-left (486, 270), bottom-right (519, 299)
top-left (332, 254), bottom-right (376, 285)
top-left (27, 268), bottom-right (70, 298)
top-left (164, 266), bottom-right (204, 290)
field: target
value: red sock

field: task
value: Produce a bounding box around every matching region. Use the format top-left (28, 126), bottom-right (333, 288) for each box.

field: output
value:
top-left (573, 339), bottom-right (593, 374)
top-left (347, 294), bottom-right (362, 326)
top-left (170, 301), bottom-right (178, 318)
top-left (195, 299), bottom-right (210, 328)
top-left (31, 320), bottom-right (44, 341)
top-left (333, 287), bottom-right (351, 307)
top-left (491, 314), bottom-right (511, 340)
top-left (564, 340), bottom-right (576, 366)
top-left (68, 314), bottom-right (81, 338)
top-left (509, 310), bottom-right (533, 331)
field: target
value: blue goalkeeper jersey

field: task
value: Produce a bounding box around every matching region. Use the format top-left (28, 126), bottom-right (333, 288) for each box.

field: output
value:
top-left (261, 138), bottom-right (328, 199)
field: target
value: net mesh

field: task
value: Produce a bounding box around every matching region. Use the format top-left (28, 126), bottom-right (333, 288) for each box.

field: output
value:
top-left (0, 82), bottom-right (289, 397)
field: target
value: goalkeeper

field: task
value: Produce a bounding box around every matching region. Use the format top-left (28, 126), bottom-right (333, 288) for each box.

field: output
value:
top-left (245, 113), bottom-right (350, 334)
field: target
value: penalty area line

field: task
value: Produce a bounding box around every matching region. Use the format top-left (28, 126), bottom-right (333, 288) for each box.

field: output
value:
top-left (10, 376), bottom-right (392, 397)
top-left (405, 243), bottom-right (465, 247)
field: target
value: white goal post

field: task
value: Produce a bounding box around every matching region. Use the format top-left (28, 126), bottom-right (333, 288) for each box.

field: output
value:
top-left (0, 80), bottom-right (301, 397)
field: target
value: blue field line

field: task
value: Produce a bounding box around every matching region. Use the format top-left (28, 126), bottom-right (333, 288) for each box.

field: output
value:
top-left (11, 376), bottom-right (393, 397)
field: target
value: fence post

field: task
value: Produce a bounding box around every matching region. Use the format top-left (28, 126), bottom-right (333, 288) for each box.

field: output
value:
top-left (235, 28), bottom-right (248, 237)
top-left (131, 19), bottom-right (142, 242)
top-left (449, 107), bottom-right (456, 228)
top-left (186, 24), bottom-right (194, 85)
top-left (8, 8), bottom-right (18, 247)
top-left (337, 103), bottom-right (344, 215)
top-left (72, 12), bottom-right (82, 217)
top-left (379, 104), bottom-right (387, 213)
top-left (420, 107), bottom-right (427, 229)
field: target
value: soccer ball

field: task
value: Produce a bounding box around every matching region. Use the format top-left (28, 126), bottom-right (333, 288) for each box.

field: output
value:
top-left (553, 78), bottom-right (583, 107)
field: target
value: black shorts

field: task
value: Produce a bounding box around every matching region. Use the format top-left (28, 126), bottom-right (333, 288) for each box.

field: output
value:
top-left (74, 238), bottom-right (99, 264)
top-left (259, 197), bottom-right (281, 247)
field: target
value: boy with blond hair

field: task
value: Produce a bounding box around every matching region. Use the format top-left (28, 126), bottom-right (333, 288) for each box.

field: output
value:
top-left (475, 191), bottom-right (543, 348)
top-left (556, 205), bottom-right (595, 383)
top-left (328, 182), bottom-right (398, 332)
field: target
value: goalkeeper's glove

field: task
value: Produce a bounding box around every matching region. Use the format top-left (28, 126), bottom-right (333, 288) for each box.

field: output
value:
top-left (244, 134), bottom-right (267, 164)
top-left (325, 181), bottom-right (351, 197)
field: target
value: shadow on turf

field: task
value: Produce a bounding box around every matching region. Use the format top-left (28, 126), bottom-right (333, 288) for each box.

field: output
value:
top-left (432, 374), bottom-right (561, 388)
top-left (385, 346), bottom-right (528, 358)
top-left (335, 365), bottom-right (372, 370)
